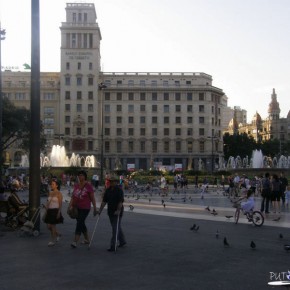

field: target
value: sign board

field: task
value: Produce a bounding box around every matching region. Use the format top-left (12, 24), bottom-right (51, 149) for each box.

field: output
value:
top-left (127, 164), bottom-right (135, 171)
top-left (174, 164), bottom-right (183, 171)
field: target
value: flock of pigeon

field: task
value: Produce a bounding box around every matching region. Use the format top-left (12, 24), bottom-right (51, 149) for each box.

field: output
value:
top-left (128, 202), bottom-right (290, 252)
top-left (189, 220), bottom-right (290, 251)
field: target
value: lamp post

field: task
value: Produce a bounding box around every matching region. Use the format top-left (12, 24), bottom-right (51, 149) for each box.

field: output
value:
top-left (98, 82), bottom-right (107, 185)
top-left (208, 135), bottom-right (218, 174)
top-left (0, 25), bottom-right (6, 183)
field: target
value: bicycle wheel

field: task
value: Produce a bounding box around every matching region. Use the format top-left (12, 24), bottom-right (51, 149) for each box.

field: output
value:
top-left (252, 211), bottom-right (264, 227)
top-left (234, 208), bottom-right (240, 224)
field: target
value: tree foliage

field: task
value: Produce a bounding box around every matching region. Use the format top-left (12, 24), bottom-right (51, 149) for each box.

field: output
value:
top-left (223, 132), bottom-right (257, 160)
top-left (223, 132), bottom-right (289, 161)
top-left (2, 97), bottom-right (46, 152)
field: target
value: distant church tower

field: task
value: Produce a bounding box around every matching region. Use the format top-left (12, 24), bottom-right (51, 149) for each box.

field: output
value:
top-left (59, 3), bottom-right (102, 153)
top-left (267, 88), bottom-right (280, 120)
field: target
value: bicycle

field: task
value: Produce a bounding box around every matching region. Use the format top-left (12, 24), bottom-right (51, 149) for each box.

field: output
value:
top-left (234, 203), bottom-right (264, 227)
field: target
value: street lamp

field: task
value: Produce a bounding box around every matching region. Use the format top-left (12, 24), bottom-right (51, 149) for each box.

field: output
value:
top-left (98, 82), bottom-right (107, 185)
top-left (208, 134), bottom-right (218, 174)
top-left (0, 25), bottom-right (6, 183)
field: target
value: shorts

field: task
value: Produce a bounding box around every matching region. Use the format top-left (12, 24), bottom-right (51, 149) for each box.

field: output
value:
top-left (45, 208), bottom-right (64, 224)
top-left (271, 191), bottom-right (281, 202)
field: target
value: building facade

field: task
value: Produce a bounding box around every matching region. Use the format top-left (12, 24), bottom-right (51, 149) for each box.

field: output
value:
top-left (2, 3), bottom-right (227, 172)
top-left (226, 89), bottom-right (290, 151)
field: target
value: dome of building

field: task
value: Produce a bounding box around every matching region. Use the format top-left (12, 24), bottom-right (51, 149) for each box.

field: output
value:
top-left (252, 111), bottom-right (262, 125)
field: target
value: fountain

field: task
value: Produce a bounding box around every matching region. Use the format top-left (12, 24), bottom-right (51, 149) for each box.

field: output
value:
top-left (225, 149), bottom-right (290, 171)
top-left (20, 145), bottom-right (98, 168)
top-left (251, 150), bottom-right (263, 168)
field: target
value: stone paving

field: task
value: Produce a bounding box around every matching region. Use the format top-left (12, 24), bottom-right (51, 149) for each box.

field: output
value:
top-left (1, 185), bottom-right (290, 290)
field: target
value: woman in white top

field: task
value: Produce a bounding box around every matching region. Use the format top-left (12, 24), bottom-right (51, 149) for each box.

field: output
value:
top-left (241, 189), bottom-right (255, 212)
top-left (44, 179), bottom-right (63, 247)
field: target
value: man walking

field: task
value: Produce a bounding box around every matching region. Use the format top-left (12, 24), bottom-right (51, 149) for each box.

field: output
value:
top-left (260, 172), bottom-right (271, 214)
top-left (97, 176), bottom-right (126, 251)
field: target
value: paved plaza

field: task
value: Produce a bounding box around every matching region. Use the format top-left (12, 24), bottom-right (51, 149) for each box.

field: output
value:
top-left (1, 186), bottom-right (290, 290)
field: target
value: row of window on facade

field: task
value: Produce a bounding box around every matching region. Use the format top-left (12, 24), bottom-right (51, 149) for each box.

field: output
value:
top-left (4, 80), bottom-right (56, 88)
top-left (63, 91), bottom-right (211, 102)
top-left (64, 75), bottom-right (94, 86)
top-left (104, 92), bottom-right (219, 102)
top-left (103, 79), bottom-right (210, 87)
top-left (71, 12), bottom-right (88, 23)
top-left (3, 92), bottom-right (55, 100)
top-left (44, 126), bottom-right (221, 139)
top-left (61, 140), bottom-right (212, 154)
top-left (65, 33), bottom-right (93, 49)
top-left (63, 102), bottom-right (221, 116)
top-left (65, 62), bottom-right (93, 71)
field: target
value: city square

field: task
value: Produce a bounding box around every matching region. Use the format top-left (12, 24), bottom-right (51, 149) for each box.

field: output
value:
top-left (0, 1), bottom-right (290, 290)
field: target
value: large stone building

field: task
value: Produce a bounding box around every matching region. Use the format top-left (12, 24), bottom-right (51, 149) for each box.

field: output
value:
top-left (226, 89), bottom-right (290, 151)
top-left (2, 2), bottom-right (227, 172)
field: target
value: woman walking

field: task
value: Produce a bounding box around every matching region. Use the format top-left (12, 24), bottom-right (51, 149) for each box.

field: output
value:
top-left (44, 179), bottom-right (63, 247)
top-left (69, 170), bottom-right (97, 248)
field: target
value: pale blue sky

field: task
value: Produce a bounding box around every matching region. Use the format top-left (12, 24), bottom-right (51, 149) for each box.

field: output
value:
top-left (0, 0), bottom-right (289, 121)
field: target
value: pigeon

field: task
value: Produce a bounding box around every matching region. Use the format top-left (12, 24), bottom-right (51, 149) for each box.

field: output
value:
top-left (205, 206), bottom-right (210, 211)
top-left (284, 245), bottom-right (290, 251)
top-left (250, 241), bottom-right (256, 249)
top-left (161, 199), bottom-right (164, 204)
top-left (273, 217), bottom-right (281, 222)
top-left (129, 205), bottom-right (134, 211)
top-left (225, 215), bottom-right (233, 219)
top-left (223, 237), bottom-right (230, 247)
top-left (163, 203), bottom-right (166, 208)
top-left (149, 199), bottom-right (151, 203)
top-left (190, 224), bottom-right (196, 230)
top-left (211, 210), bottom-right (218, 216)
top-left (194, 225), bottom-right (200, 232)
top-left (215, 230), bottom-right (219, 239)
top-left (170, 197), bottom-right (174, 201)
top-left (279, 233), bottom-right (284, 239)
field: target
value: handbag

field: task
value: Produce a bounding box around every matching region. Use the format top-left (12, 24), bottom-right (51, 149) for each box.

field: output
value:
top-left (67, 205), bottom-right (78, 219)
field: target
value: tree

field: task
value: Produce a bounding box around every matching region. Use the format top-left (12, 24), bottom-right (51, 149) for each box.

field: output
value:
top-left (223, 132), bottom-right (257, 161)
top-left (260, 139), bottom-right (283, 158)
top-left (2, 97), bottom-right (46, 152)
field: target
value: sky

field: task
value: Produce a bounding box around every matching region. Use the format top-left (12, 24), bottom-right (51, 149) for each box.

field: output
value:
top-left (0, 0), bottom-right (289, 121)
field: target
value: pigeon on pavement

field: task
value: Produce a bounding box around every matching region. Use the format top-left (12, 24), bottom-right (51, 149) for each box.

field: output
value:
top-left (190, 224), bottom-right (196, 231)
top-left (250, 241), bottom-right (256, 249)
top-left (224, 237), bottom-right (230, 247)
top-left (225, 215), bottom-right (233, 219)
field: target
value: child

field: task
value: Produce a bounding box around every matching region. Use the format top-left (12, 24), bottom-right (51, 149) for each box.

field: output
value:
top-left (241, 189), bottom-right (255, 213)
top-left (285, 186), bottom-right (290, 207)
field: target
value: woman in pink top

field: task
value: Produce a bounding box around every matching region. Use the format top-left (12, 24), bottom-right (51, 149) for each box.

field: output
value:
top-left (69, 170), bottom-right (97, 248)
